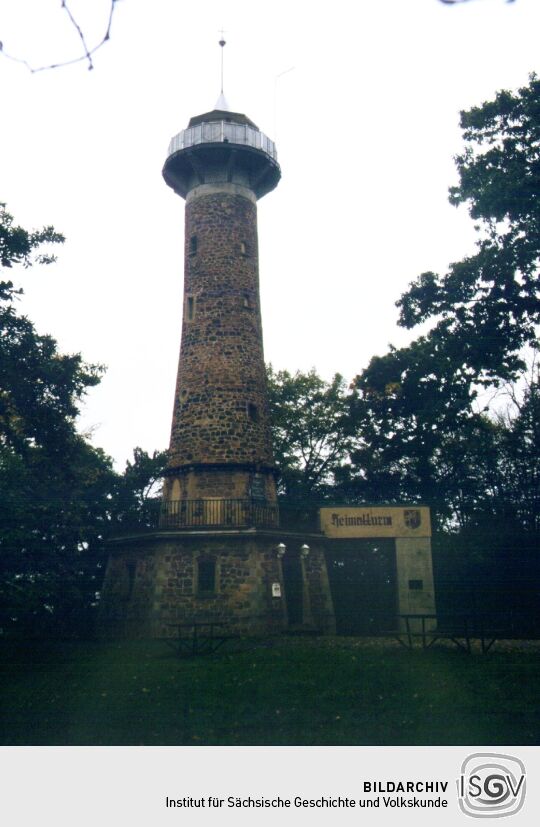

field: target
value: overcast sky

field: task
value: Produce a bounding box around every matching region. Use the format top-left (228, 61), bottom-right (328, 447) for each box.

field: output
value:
top-left (1, 0), bottom-right (539, 470)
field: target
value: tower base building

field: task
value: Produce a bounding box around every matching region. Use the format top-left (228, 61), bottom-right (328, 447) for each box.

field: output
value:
top-left (99, 530), bottom-right (336, 638)
top-left (99, 508), bottom-right (435, 639)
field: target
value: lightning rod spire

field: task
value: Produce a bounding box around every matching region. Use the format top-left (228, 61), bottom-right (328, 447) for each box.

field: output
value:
top-left (215, 30), bottom-right (230, 111)
top-left (219, 30), bottom-right (226, 94)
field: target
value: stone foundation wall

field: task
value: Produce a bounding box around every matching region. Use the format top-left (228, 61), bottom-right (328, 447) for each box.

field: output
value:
top-left (98, 550), bottom-right (157, 638)
top-left (99, 531), bottom-right (435, 639)
top-left (153, 537), bottom-right (286, 636)
top-left (98, 533), bottom-right (298, 638)
top-left (303, 542), bottom-right (337, 634)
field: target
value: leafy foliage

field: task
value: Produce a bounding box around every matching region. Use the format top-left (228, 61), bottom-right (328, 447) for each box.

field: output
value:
top-left (0, 294), bottom-right (102, 458)
top-left (0, 203), bottom-right (112, 635)
top-left (346, 337), bottom-right (478, 510)
top-left (0, 203), bottom-right (168, 637)
top-left (496, 370), bottom-right (540, 532)
top-left (342, 77), bottom-right (540, 529)
top-left (0, 440), bottom-right (118, 636)
top-left (0, 203), bottom-right (64, 269)
top-left (112, 447), bottom-right (168, 530)
top-left (397, 74), bottom-right (540, 384)
top-left (266, 366), bottom-right (353, 499)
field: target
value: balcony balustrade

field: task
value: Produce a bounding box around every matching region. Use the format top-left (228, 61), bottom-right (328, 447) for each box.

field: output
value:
top-left (111, 498), bottom-right (325, 534)
top-left (158, 498), bottom-right (279, 530)
top-left (167, 120), bottom-right (278, 162)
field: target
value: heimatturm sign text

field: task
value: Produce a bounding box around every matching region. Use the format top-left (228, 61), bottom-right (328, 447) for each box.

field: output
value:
top-left (319, 506), bottom-right (431, 538)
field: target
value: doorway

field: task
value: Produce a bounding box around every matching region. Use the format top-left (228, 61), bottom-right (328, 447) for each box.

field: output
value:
top-left (325, 539), bottom-right (397, 634)
top-left (281, 550), bottom-right (304, 626)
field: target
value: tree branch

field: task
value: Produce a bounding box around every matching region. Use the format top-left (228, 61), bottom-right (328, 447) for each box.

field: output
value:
top-left (0, 1), bottom-right (117, 73)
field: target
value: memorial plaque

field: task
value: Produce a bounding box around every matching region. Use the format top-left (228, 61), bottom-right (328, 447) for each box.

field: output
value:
top-left (251, 473), bottom-right (266, 501)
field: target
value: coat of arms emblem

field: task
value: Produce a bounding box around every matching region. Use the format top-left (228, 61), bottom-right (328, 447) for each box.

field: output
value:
top-left (404, 509), bottom-right (421, 530)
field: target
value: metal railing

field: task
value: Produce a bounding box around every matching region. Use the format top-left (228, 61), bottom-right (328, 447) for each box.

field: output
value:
top-left (110, 498), bottom-right (323, 534)
top-left (167, 121), bottom-right (277, 162)
top-left (158, 498), bottom-right (279, 529)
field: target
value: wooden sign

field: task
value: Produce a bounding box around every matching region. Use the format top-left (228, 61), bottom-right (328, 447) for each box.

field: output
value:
top-left (319, 506), bottom-right (431, 538)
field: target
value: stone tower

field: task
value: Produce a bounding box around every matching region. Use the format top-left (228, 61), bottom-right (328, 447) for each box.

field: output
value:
top-left (97, 88), bottom-right (337, 639)
top-left (161, 99), bottom-right (281, 521)
top-left (98, 73), bottom-right (436, 639)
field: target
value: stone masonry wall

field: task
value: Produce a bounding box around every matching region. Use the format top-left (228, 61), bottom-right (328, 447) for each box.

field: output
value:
top-left (97, 549), bottom-right (157, 638)
top-left (163, 468), bottom-right (277, 503)
top-left (304, 542), bottom-right (337, 633)
top-left (168, 191), bottom-right (274, 476)
top-left (153, 537), bottom-right (286, 636)
top-left (98, 535), bottom-right (291, 638)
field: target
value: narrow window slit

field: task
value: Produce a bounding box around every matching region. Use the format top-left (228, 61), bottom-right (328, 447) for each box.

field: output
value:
top-left (247, 402), bottom-right (259, 422)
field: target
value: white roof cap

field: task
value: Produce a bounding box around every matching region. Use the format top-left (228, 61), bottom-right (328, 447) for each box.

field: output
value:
top-left (214, 91), bottom-right (230, 111)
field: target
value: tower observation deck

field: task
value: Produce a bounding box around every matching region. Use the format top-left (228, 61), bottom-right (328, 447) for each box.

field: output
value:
top-left (163, 109), bottom-right (280, 199)
top-left (162, 103), bottom-right (281, 520)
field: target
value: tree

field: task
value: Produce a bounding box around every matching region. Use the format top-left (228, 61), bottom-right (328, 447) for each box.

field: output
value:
top-left (397, 74), bottom-right (540, 386)
top-left (0, 204), bottom-right (174, 636)
top-left (496, 367), bottom-right (540, 532)
top-left (0, 438), bottom-right (118, 636)
top-left (0, 202), bottom-right (64, 268)
top-left (112, 447), bottom-right (168, 529)
top-left (345, 76), bottom-right (540, 518)
top-left (0, 204), bottom-right (101, 457)
top-left (266, 366), bottom-right (353, 499)
top-left (0, 203), bottom-right (116, 636)
top-left (351, 61), bottom-right (540, 610)
top-left (347, 337), bottom-right (475, 506)
top-left (344, 338), bottom-right (508, 529)
top-left (0, 2), bottom-right (118, 73)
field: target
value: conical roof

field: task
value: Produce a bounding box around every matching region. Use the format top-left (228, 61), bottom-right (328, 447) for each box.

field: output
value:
top-left (214, 91), bottom-right (230, 111)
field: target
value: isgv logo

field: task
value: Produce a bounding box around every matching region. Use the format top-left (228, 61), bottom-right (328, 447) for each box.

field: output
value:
top-left (458, 753), bottom-right (526, 818)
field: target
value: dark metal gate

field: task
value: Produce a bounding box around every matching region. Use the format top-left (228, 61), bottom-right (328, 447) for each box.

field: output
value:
top-left (325, 539), bottom-right (397, 634)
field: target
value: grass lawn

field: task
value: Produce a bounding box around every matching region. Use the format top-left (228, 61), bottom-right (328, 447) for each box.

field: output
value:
top-left (1, 636), bottom-right (539, 746)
